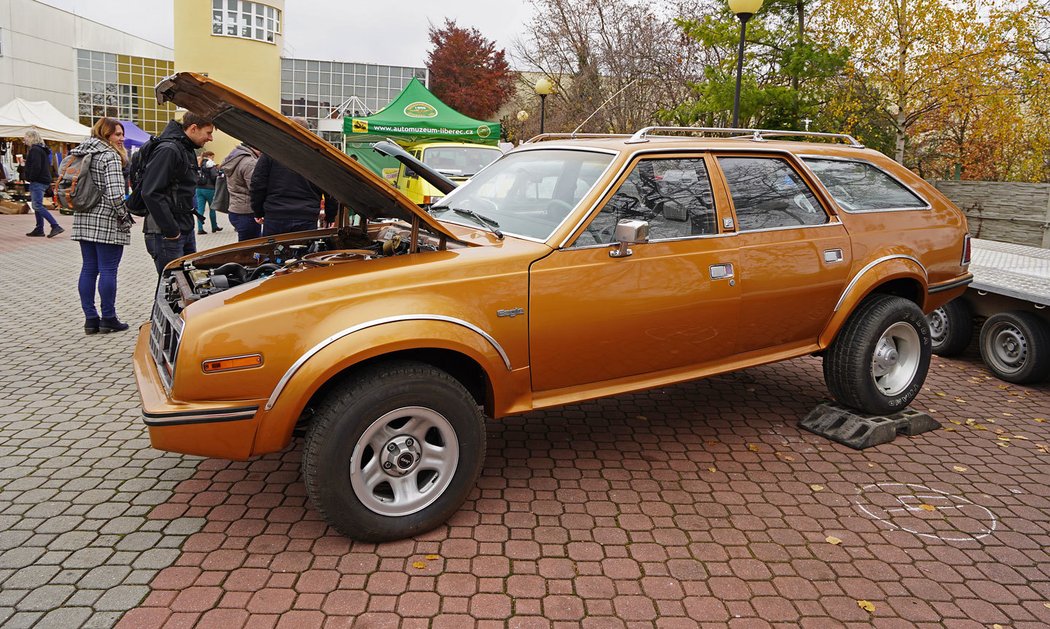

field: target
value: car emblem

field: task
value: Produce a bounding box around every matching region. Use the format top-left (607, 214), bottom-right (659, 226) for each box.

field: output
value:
top-left (497, 308), bottom-right (525, 318)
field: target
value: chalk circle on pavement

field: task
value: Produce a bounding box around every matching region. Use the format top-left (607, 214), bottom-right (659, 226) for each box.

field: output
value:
top-left (851, 482), bottom-right (997, 543)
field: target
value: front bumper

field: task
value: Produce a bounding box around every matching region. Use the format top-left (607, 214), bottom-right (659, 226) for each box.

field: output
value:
top-left (133, 323), bottom-right (265, 460)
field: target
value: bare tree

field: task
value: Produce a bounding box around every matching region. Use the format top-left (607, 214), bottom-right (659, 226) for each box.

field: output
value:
top-left (515, 0), bottom-right (708, 134)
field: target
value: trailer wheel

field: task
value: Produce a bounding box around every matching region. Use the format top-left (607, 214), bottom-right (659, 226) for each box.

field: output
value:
top-left (979, 311), bottom-right (1050, 384)
top-left (928, 299), bottom-right (973, 357)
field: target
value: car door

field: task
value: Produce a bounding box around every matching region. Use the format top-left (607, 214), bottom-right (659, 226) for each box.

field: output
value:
top-left (712, 153), bottom-right (853, 355)
top-left (529, 153), bottom-right (741, 392)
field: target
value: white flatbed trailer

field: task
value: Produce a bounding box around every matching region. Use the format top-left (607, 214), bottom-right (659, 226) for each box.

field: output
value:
top-left (928, 238), bottom-right (1050, 383)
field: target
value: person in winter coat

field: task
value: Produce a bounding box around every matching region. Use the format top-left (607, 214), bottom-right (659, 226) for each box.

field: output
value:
top-left (140, 113), bottom-right (214, 274)
top-left (221, 142), bottom-right (261, 241)
top-left (194, 150), bottom-right (222, 234)
top-left (23, 130), bottom-right (64, 238)
top-left (250, 117), bottom-right (339, 236)
top-left (71, 118), bottom-right (136, 334)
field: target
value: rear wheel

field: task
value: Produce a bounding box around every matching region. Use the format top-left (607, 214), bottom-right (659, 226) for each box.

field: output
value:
top-left (978, 311), bottom-right (1050, 384)
top-left (302, 361), bottom-right (486, 542)
top-left (928, 298), bottom-right (973, 356)
top-left (824, 294), bottom-right (932, 415)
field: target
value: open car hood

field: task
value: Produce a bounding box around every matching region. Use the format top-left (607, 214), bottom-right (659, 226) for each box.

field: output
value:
top-left (155, 72), bottom-right (460, 241)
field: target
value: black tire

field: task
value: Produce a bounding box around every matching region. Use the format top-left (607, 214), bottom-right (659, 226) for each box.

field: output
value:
top-left (824, 294), bottom-right (932, 415)
top-left (928, 298), bottom-right (973, 357)
top-left (978, 311), bottom-right (1050, 384)
top-left (302, 361), bottom-right (486, 542)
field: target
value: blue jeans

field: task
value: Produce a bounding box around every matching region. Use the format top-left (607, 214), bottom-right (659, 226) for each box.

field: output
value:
top-left (262, 217), bottom-right (318, 237)
top-left (229, 212), bottom-right (261, 241)
top-left (195, 188), bottom-right (217, 231)
top-left (145, 231), bottom-right (197, 275)
top-left (30, 182), bottom-right (59, 230)
top-left (78, 241), bottom-right (124, 319)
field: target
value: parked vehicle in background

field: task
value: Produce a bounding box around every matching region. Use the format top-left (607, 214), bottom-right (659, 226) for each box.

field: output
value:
top-left (134, 73), bottom-right (972, 543)
top-left (928, 239), bottom-right (1050, 383)
top-left (393, 141), bottom-right (501, 206)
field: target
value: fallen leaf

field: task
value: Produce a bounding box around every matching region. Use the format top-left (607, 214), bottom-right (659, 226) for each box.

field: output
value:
top-left (1003, 412), bottom-right (1014, 416)
top-left (949, 419), bottom-right (962, 425)
top-left (935, 392), bottom-right (947, 397)
top-left (857, 600), bottom-right (875, 613)
top-left (986, 418), bottom-right (997, 424)
top-left (998, 436), bottom-right (1011, 441)
top-left (636, 415), bottom-right (648, 421)
top-left (975, 425), bottom-right (988, 431)
top-left (826, 536), bottom-right (842, 545)
top-left (867, 463), bottom-right (875, 468)
top-left (810, 484), bottom-right (824, 492)
top-left (747, 444), bottom-right (761, 452)
top-left (918, 504), bottom-right (936, 512)
top-left (997, 442), bottom-right (1009, 448)
top-left (425, 554), bottom-right (440, 561)
top-left (954, 398), bottom-right (966, 403)
top-left (953, 465), bottom-right (967, 472)
top-left (994, 624), bottom-right (1004, 629)
top-left (1044, 602), bottom-right (1050, 609)
top-left (944, 426), bottom-right (956, 432)
top-left (1014, 435), bottom-right (1030, 440)
top-left (965, 418), bottom-right (976, 425)
top-left (411, 561), bottom-right (426, 569)
top-left (1034, 418), bottom-right (1046, 423)
top-left (708, 467), bottom-right (717, 473)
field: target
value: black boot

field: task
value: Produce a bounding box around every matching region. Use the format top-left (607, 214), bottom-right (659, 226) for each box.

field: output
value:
top-left (85, 317), bottom-right (100, 335)
top-left (26, 228), bottom-right (45, 237)
top-left (99, 317), bottom-right (129, 333)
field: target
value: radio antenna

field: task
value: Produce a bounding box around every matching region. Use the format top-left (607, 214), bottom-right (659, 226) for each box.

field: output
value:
top-left (571, 78), bottom-right (639, 137)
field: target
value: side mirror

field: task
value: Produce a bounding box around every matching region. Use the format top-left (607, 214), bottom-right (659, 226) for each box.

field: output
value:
top-left (610, 219), bottom-right (649, 258)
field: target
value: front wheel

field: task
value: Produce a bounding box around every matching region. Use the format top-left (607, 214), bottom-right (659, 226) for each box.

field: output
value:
top-left (302, 361), bottom-right (486, 542)
top-left (824, 294), bottom-right (932, 415)
top-left (979, 311), bottom-right (1050, 384)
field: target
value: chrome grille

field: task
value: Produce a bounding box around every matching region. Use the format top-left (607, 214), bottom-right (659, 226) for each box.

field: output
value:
top-left (148, 281), bottom-right (184, 392)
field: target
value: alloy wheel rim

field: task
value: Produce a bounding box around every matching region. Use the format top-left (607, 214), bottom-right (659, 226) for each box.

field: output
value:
top-left (871, 321), bottom-right (921, 397)
top-left (350, 406), bottom-right (459, 516)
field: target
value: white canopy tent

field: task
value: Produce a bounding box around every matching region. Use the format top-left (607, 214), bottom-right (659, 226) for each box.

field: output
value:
top-left (0, 98), bottom-right (91, 143)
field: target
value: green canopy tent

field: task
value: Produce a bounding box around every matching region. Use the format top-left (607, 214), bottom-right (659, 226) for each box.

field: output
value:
top-left (343, 78), bottom-right (501, 180)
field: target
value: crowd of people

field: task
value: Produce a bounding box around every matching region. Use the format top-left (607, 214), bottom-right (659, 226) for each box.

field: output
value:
top-left (15, 114), bottom-right (341, 336)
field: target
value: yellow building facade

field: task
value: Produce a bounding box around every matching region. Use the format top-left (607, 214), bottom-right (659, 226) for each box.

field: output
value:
top-left (173, 0), bottom-right (285, 160)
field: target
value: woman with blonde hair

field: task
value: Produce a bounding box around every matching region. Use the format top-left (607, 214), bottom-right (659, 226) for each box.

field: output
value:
top-left (70, 117), bottom-right (135, 334)
top-left (22, 128), bottom-right (64, 238)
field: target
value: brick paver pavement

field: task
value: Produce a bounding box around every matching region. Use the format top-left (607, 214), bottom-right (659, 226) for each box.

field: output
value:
top-left (2, 212), bottom-right (1049, 628)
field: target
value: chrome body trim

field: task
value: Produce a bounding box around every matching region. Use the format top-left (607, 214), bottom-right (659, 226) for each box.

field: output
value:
top-left (797, 155), bottom-right (932, 213)
top-left (265, 315), bottom-right (513, 411)
top-left (834, 255), bottom-right (928, 312)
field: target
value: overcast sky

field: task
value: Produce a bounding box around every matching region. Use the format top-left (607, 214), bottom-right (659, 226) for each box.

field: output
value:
top-left (38, 0), bottom-right (535, 67)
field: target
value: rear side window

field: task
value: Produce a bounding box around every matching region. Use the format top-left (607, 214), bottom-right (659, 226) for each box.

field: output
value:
top-left (802, 158), bottom-right (928, 212)
top-left (717, 156), bottom-right (828, 231)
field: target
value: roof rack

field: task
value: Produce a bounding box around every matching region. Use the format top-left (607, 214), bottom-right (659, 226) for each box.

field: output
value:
top-left (625, 126), bottom-right (865, 148)
top-left (524, 132), bottom-right (631, 144)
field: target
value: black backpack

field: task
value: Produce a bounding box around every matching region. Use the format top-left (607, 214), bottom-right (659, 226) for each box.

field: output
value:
top-left (212, 171), bottom-right (230, 213)
top-left (126, 137), bottom-right (174, 216)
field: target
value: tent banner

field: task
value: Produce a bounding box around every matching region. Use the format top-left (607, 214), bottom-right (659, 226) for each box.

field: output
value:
top-left (345, 119), bottom-right (499, 144)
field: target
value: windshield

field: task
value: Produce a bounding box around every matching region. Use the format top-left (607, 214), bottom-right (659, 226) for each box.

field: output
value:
top-left (423, 146), bottom-right (502, 177)
top-left (431, 149), bottom-right (615, 241)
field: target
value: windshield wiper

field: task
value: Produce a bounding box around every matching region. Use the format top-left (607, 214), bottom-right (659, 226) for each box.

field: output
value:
top-left (444, 207), bottom-right (504, 239)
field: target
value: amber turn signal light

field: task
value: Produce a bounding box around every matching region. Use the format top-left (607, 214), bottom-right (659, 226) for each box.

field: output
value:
top-left (202, 354), bottom-right (263, 373)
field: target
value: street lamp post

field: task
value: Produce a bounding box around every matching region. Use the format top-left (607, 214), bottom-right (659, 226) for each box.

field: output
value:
top-left (728, 0), bottom-right (763, 128)
top-left (534, 77), bottom-right (555, 135)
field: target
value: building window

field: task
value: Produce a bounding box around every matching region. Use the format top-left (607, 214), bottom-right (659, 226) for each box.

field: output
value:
top-left (279, 57), bottom-right (428, 130)
top-left (212, 0), bottom-right (281, 44)
top-left (76, 49), bottom-right (176, 135)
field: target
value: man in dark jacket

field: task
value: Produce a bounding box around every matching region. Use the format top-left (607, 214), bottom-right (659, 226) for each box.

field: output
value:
top-left (141, 113), bottom-right (214, 274)
top-left (249, 118), bottom-right (338, 236)
top-left (23, 130), bottom-right (64, 238)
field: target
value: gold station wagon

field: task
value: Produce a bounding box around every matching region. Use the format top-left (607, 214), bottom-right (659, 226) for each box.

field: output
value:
top-left (134, 73), bottom-right (972, 542)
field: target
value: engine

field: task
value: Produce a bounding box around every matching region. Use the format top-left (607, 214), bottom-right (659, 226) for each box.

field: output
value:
top-left (159, 224), bottom-right (440, 313)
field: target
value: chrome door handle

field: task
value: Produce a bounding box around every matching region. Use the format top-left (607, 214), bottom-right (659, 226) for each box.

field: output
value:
top-left (824, 249), bottom-right (844, 263)
top-left (710, 263), bottom-right (734, 280)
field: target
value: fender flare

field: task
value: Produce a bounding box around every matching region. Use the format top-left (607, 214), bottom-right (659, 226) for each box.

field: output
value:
top-left (819, 255), bottom-right (928, 348)
top-left (251, 315), bottom-right (515, 455)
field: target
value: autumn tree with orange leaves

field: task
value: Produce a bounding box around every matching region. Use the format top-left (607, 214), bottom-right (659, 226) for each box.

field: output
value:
top-left (426, 19), bottom-right (515, 121)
